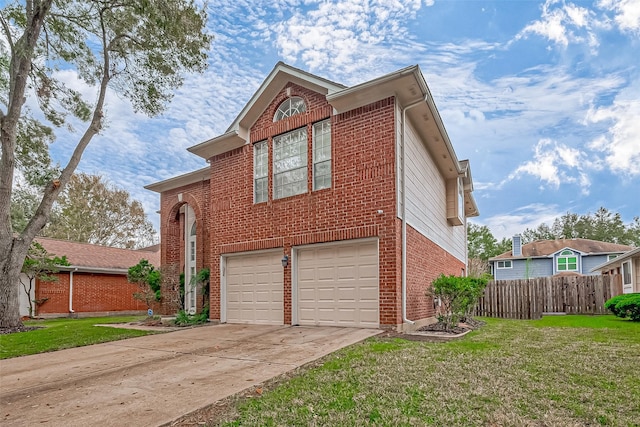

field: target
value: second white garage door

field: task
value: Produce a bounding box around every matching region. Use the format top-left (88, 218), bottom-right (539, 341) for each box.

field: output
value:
top-left (225, 250), bottom-right (283, 325)
top-left (296, 239), bottom-right (379, 328)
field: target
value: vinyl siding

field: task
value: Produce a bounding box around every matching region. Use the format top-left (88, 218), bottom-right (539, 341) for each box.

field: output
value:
top-left (493, 258), bottom-right (553, 280)
top-left (397, 108), bottom-right (466, 262)
top-left (581, 255), bottom-right (613, 276)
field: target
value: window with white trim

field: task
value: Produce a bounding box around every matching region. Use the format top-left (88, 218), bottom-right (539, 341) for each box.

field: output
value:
top-left (274, 97), bottom-right (306, 121)
top-left (273, 128), bottom-right (308, 199)
top-left (312, 120), bottom-right (331, 190)
top-left (557, 250), bottom-right (578, 271)
top-left (622, 260), bottom-right (632, 287)
top-left (607, 254), bottom-right (619, 261)
top-left (254, 141), bottom-right (268, 203)
top-left (497, 260), bottom-right (512, 269)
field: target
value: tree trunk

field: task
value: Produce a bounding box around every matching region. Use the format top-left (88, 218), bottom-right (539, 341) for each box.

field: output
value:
top-left (0, 238), bottom-right (29, 328)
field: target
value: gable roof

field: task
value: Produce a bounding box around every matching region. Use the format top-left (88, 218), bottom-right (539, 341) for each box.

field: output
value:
top-left (187, 62), bottom-right (346, 161)
top-left (185, 62), bottom-right (466, 180)
top-left (490, 238), bottom-right (633, 260)
top-left (35, 237), bottom-right (160, 274)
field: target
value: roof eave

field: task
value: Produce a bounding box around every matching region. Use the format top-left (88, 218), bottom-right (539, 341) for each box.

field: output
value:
top-left (187, 130), bottom-right (246, 161)
top-left (144, 167), bottom-right (210, 193)
top-left (590, 247), bottom-right (640, 272)
top-left (327, 65), bottom-right (462, 179)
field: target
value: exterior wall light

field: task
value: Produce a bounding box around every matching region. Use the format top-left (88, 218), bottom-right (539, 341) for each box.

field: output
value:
top-left (281, 255), bottom-right (289, 268)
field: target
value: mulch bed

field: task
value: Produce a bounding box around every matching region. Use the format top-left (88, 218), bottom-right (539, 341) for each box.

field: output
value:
top-left (379, 318), bottom-right (485, 342)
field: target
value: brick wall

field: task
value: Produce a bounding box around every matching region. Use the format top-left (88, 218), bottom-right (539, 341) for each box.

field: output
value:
top-left (405, 224), bottom-right (465, 321)
top-left (36, 272), bottom-right (147, 316)
top-left (158, 179), bottom-right (211, 314)
top-left (208, 85), bottom-right (401, 326)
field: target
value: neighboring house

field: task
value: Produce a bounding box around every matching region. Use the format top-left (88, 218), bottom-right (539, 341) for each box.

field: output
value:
top-left (19, 237), bottom-right (160, 318)
top-left (489, 235), bottom-right (633, 280)
top-left (591, 247), bottom-right (640, 294)
top-left (146, 62), bottom-right (479, 331)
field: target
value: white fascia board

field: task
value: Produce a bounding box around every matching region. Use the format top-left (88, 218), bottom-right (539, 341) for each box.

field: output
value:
top-left (144, 167), bottom-right (210, 193)
top-left (552, 247), bottom-right (587, 256)
top-left (226, 62), bottom-right (346, 133)
top-left (187, 130), bottom-right (246, 160)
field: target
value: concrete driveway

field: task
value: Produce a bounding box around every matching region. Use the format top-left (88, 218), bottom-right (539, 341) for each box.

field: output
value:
top-left (0, 324), bottom-right (380, 426)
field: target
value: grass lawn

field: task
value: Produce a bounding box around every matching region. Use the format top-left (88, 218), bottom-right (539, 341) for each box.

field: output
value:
top-left (215, 315), bottom-right (640, 426)
top-left (0, 316), bottom-right (155, 359)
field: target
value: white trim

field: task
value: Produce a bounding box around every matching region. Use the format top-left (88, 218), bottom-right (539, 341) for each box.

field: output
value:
top-left (220, 248), bottom-right (284, 324)
top-left (496, 260), bottom-right (512, 269)
top-left (622, 260), bottom-right (633, 293)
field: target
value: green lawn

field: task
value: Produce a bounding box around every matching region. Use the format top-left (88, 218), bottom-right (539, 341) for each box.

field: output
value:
top-left (215, 315), bottom-right (640, 426)
top-left (0, 316), bottom-right (155, 359)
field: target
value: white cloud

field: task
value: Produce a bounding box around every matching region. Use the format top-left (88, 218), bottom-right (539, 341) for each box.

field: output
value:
top-left (515, 0), bottom-right (603, 50)
top-left (503, 139), bottom-right (601, 195)
top-left (598, 0), bottom-right (640, 34)
top-left (475, 203), bottom-right (566, 240)
top-left (270, 0), bottom-right (431, 82)
top-left (586, 92), bottom-right (640, 177)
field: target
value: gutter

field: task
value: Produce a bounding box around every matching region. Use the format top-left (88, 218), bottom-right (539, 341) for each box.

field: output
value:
top-left (401, 95), bottom-right (428, 326)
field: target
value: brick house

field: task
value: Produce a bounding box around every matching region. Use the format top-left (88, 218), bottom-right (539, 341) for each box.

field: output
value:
top-left (19, 237), bottom-right (160, 318)
top-left (146, 62), bottom-right (478, 331)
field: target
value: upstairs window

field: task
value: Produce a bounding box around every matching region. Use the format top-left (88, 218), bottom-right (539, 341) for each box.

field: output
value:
top-left (273, 128), bottom-right (308, 199)
top-left (312, 120), bottom-right (331, 190)
top-left (274, 97), bottom-right (306, 121)
top-left (254, 141), bottom-right (268, 203)
top-left (557, 250), bottom-right (578, 271)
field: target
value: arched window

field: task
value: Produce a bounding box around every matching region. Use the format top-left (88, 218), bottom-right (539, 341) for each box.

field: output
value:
top-left (557, 250), bottom-right (577, 272)
top-left (273, 96), bottom-right (306, 121)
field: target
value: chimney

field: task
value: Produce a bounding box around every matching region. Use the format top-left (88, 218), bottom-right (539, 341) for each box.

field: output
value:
top-left (512, 235), bottom-right (522, 257)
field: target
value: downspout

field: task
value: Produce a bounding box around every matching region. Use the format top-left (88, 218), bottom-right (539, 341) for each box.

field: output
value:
top-left (401, 95), bottom-right (428, 326)
top-left (69, 268), bottom-right (77, 313)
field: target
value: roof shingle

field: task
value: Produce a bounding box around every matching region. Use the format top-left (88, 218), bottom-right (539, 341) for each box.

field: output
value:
top-left (35, 237), bottom-right (160, 271)
top-left (491, 238), bottom-right (633, 260)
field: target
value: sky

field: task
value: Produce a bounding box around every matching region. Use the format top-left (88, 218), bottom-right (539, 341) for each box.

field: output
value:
top-left (41, 0), bottom-right (640, 240)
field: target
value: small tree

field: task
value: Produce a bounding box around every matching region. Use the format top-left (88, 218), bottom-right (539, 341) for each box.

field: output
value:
top-left (127, 259), bottom-right (161, 313)
top-left (20, 242), bottom-right (70, 317)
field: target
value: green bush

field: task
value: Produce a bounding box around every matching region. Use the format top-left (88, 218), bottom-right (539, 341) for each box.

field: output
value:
top-left (604, 294), bottom-right (627, 317)
top-left (429, 274), bottom-right (488, 331)
top-left (605, 293), bottom-right (640, 322)
top-left (173, 305), bottom-right (209, 326)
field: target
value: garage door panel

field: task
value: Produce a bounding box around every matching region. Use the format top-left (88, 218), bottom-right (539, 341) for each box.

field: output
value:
top-left (296, 240), bottom-right (379, 328)
top-left (226, 251), bottom-right (283, 325)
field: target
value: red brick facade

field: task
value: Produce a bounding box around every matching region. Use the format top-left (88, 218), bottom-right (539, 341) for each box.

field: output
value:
top-left (35, 272), bottom-right (147, 316)
top-left (158, 180), bottom-right (211, 314)
top-left (153, 68), bottom-right (472, 329)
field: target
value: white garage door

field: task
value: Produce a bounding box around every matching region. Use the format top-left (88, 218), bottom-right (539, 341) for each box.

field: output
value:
top-left (225, 251), bottom-right (283, 325)
top-left (296, 239), bottom-right (379, 328)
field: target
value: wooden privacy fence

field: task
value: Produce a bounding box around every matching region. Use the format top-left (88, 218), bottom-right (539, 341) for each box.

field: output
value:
top-left (475, 274), bottom-right (622, 320)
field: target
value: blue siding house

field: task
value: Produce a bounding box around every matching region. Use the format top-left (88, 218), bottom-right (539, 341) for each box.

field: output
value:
top-left (489, 236), bottom-right (632, 280)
